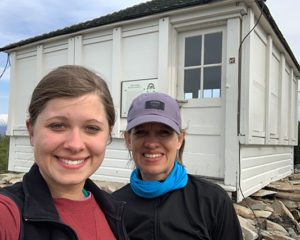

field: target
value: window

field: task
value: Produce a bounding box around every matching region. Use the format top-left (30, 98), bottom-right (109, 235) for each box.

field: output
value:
top-left (183, 32), bottom-right (223, 99)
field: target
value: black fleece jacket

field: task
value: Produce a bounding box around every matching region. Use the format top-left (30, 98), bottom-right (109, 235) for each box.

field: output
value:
top-left (0, 164), bottom-right (128, 240)
top-left (113, 174), bottom-right (243, 240)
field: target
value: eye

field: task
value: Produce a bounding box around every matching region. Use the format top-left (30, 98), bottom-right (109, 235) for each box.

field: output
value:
top-left (159, 129), bottom-right (173, 137)
top-left (133, 129), bottom-right (147, 137)
top-left (85, 125), bottom-right (101, 134)
top-left (48, 123), bottom-right (65, 131)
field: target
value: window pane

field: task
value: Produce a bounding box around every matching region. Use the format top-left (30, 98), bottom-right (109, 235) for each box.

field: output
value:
top-left (184, 68), bottom-right (201, 99)
top-left (185, 36), bottom-right (202, 67)
top-left (203, 66), bottom-right (221, 98)
top-left (204, 32), bottom-right (222, 64)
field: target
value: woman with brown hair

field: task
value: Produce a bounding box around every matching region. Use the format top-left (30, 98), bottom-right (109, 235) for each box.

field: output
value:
top-left (0, 65), bottom-right (128, 240)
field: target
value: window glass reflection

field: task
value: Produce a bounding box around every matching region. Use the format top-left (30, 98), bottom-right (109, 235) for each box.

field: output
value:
top-left (184, 68), bottom-right (201, 99)
top-left (185, 36), bottom-right (202, 67)
top-left (203, 66), bottom-right (221, 98)
top-left (204, 32), bottom-right (222, 64)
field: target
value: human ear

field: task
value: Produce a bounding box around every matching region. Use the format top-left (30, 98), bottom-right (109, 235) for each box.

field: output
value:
top-left (177, 131), bottom-right (185, 150)
top-left (26, 120), bottom-right (34, 146)
top-left (124, 132), bottom-right (133, 150)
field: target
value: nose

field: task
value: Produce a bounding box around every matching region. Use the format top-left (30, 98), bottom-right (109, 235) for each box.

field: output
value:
top-left (64, 129), bottom-right (85, 152)
top-left (143, 133), bottom-right (159, 148)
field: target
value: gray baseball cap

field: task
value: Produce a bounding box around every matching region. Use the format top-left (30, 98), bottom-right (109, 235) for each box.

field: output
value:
top-left (126, 92), bottom-right (181, 134)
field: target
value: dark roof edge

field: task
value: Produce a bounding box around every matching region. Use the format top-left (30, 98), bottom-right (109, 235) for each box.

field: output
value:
top-left (0, 0), bottom-right (299, 73)
top-left (257, 0), bottom-right (300, 72)
top-left (0, 0), bottom-right (219, 52)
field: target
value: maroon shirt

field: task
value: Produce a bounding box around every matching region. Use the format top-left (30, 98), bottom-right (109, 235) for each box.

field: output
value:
top-left (0, 193), bottom-right (116, 240)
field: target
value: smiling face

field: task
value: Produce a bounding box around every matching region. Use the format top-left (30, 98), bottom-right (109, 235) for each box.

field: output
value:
top-left (27, 93), bottom-right (110, 199)
top-left (125, 122), bottom-right (185, 181)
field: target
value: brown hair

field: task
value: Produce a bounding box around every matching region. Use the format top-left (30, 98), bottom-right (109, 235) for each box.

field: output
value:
top-left (28, 65), bottom-right (115, 135)
top-left (177, 135), bottom-right (185, 164)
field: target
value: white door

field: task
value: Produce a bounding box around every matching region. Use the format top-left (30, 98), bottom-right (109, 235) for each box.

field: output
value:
top-left (177, 27), bottom-right (226, 179)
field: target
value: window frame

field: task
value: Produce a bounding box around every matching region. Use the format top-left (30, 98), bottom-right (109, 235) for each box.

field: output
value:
top-left (177, 27), bottom-right (226, 106)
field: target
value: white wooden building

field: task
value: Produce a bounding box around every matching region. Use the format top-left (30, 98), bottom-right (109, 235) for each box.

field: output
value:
top-left (1, 0), bottom-right (299, 201)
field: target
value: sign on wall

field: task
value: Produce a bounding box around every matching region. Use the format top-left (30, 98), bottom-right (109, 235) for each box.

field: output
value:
top-left (121, 79), bottom-right (157, 117)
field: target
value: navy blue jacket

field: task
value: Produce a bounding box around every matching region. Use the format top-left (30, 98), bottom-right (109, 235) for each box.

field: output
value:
top-left (0, 164), bottom-right (128, 240)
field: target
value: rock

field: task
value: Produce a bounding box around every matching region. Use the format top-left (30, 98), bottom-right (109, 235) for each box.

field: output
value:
top-left (287, 227), bottom-right (299, 239)
top-left (253, 210), bottom-right (273, 218)
top-left (291, 209), bottom-right (300, 221)
top-left (238, 216), bottom-right (258, 240)
top-left (289, 179), bottom-right (300, 185)
top-left (276, 192), bottom-right (300, 201)
top-left (238, 216), bottom-right (257, 232)
top-left (252, 189), bottom-right (277, 197)
top-left (234, 204), bottom-right (255, 219)
top-left (241, 225), bottom-right (258, 240)
top-left (280, 199), bottom-right (300, 210)
top-left (265, 219), bottom-right (289, 236)
top-left (9, 178), bottom-right (22, 184)
top-left (272, 200), bottom-right (295, 221)
top-left (267, 180), bottom-right (300, 193)
top-left (240, 197), bottom-right (273, 211)
top-left (261, 230), bottom-right (296, 240)
top-left (0, 173), bottom-right (24, 183)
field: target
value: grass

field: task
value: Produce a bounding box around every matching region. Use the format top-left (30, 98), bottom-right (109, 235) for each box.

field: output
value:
top-left (0, 135), bottom-right (9, 173)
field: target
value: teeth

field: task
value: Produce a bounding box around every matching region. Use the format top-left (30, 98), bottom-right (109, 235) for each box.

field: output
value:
top-left (144, 153), bottom-right (161, 158)
top-left (60, 159), bottom-right (84, 165)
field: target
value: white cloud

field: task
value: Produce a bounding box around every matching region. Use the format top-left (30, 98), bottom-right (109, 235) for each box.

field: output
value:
top-left (267, 0), bottom-right (300, 63)
top-left (0, 0), bottom-right (149, 48)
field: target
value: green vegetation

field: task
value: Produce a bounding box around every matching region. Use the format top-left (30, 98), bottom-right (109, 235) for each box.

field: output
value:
top-left (0, 135), bottom-right (9, 173)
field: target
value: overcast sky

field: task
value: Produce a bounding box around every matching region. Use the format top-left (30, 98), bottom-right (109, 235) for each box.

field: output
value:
top-left (0, 0), bottom-right (299, 118)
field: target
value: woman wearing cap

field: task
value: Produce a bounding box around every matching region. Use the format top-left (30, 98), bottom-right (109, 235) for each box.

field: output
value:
top-left (113, 92), bottom-right (242, 240)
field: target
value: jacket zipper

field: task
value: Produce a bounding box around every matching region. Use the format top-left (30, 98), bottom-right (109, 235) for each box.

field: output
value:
top-left (154, 198), bottom-right (161, 240)
top-left (117, 201), bottom-right (129, 240)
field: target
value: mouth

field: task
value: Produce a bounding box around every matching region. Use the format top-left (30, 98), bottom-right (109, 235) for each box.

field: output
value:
top-left (57, 157), bottom-right (88, 168)
top-left (143, 153), bottom-right (163, 158)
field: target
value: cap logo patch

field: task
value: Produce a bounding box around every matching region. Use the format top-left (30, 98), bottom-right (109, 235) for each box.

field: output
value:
top-left (145, 100), bottom-right (165, 110)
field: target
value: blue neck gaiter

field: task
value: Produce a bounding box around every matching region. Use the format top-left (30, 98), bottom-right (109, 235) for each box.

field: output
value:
top-left (130, 161), bottom-right (188, 199)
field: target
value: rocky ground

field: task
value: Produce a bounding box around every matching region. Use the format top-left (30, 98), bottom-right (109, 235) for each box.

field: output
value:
top-left (234, 168), bottom-right (300, 240)
top-left (1, 170), bottom-right (300, 240)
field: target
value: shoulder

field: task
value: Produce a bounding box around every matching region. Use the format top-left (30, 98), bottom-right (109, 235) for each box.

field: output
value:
top-left (0, 182), bottom-right (24, 209)
top-left (187, 174), bottom-right (232, 201)
top-left (0, 194), bottom-right (20, 240)
top-left (112, 184), bottom-right (133, 200)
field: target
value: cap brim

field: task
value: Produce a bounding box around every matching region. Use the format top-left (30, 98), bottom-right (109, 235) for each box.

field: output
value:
top-left (126, 114), bottom-right (180, 134)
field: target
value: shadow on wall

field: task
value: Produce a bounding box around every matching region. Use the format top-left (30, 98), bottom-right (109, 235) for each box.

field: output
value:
top-left (294, 122), bottom-right (300, 166)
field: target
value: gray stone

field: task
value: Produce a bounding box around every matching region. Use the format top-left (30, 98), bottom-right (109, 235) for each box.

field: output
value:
top-left (267, 180), bottom-right (300, 193)
top-left (280, 199), bottom-right (300, 210)
top-left (234, 204), bottom-right (255, 219)
top-left (253, 210), bottom-right (272, 219)
top-left (291, 209), bottom-right (300, 221)
top-left (240, 197), bottom-right (273, 211)
top-left (276, 191), bottom-right (300, 201)
top-left (271, 200), bottom-right (295, 221)
top-left (252, 189), bottom-right (277, 197)
top-left (265, 219), bottom-right (288, 236)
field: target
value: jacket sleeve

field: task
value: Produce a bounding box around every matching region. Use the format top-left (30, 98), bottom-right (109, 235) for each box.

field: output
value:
top-left (212, 194), bottom-right (243, 240)
top-left (0, 194), bottom-right (20, 240)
